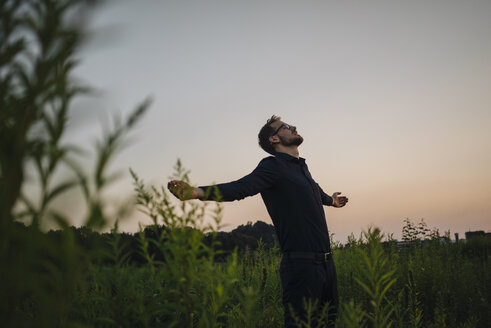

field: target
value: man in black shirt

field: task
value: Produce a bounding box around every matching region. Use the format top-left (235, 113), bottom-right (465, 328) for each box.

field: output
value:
top-left (168, 115), bottom-right (348, 327)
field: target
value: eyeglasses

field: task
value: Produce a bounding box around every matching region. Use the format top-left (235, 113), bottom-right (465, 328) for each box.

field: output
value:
top-left (271, 123), bottom-right (293, 136)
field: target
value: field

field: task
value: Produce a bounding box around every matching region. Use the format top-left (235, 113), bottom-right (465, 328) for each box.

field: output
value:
top-left (2, 176), bottom-right (490, 327)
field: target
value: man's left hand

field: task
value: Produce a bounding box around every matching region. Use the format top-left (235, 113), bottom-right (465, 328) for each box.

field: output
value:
top-left (332, 192), bottom-right (348, 208)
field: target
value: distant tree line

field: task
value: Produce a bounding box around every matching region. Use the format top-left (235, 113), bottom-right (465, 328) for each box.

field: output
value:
top-left (12, 220), bottom-right (279, 265)
top-left (12, 217), bottom-right (490, 267)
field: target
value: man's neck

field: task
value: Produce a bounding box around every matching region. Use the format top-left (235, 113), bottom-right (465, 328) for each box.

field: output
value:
top-left (275, 146), bottom-right (299, 159)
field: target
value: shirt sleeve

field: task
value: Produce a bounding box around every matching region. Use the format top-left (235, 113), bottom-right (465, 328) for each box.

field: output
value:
top-left (317, 183), bottom-right (333, 206)
top-left (199, 157), bottom-right (278, 201)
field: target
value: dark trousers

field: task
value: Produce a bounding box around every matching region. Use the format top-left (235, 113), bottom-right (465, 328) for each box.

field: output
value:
top-left (280, 257), bottom-right (338, 328)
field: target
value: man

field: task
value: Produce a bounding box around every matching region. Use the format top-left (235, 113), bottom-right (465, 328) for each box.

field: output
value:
top-left (168, 115), bottom-right (348, 327)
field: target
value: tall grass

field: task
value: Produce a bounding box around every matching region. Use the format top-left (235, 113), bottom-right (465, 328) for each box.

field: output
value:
top-left (67, 172), bottom-right (490, 327)
top-left (1, 1), bottom-right (149, 326)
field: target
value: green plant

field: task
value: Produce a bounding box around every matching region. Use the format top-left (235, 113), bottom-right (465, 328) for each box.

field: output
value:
top-left (0, 1), bottom-right (149, 326)
top-left (354, 227), bottom-right (397, 328)
top-left (131, 165), bottom-right (234, 327)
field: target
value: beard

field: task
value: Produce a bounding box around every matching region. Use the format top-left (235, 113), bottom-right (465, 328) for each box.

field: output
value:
top-left (279, 134), bottom-right (304, 146)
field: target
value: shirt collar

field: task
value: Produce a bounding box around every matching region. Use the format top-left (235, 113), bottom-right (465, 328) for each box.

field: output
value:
top-left (274, 152), bottom-right (305, 163)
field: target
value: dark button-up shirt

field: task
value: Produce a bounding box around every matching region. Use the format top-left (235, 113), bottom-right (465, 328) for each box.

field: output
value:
top-left (199, 152), bottom-right (334, 252)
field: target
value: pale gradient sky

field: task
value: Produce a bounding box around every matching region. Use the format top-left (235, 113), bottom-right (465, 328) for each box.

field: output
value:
top-left (62, 0), bottom-right (490, 242)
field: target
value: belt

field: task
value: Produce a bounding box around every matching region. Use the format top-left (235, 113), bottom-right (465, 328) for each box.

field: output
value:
top-left (283, 251), bottom-right (333, 262)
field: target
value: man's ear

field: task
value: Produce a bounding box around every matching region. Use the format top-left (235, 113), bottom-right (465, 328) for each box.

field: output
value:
top-left (269, 135), bottom-right (279, 145)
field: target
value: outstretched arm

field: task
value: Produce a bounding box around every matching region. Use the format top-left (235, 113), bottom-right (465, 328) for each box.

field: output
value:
top-left (167, 157), bottom-right (278, 202)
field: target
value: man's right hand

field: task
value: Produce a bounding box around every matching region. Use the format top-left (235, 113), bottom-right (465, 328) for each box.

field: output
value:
top-left (168, 180), bottom-right (203, 200)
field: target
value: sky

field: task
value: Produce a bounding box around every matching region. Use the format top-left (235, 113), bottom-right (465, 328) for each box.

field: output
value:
top-left (60, 0), bottom-right (491, 243)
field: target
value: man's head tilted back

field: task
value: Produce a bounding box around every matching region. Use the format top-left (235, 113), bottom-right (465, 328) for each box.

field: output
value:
top-left (258, 115), bottom-right (304, 155)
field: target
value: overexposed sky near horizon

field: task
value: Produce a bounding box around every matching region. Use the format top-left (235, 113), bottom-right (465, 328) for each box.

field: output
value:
top-left (64, 0), bottom-right (490, 242)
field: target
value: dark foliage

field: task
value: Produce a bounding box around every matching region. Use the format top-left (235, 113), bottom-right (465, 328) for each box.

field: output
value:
top-left (23, 220), bottom-right (278, 265)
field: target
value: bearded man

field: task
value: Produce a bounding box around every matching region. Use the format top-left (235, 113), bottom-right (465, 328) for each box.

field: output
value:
top-left (168, 115), bottom-right (348, 327)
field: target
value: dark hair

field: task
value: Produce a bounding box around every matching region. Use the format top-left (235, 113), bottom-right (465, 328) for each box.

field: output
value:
top-left (258, 115), bottom-right (281, 155)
